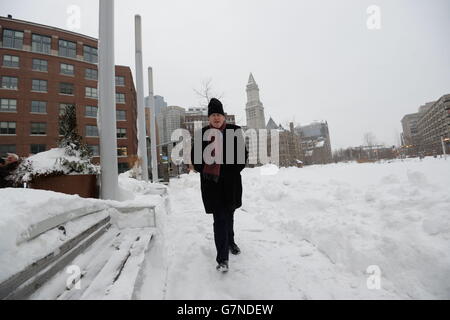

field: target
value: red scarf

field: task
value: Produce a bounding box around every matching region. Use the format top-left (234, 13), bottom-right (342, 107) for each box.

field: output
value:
top-left (202, 121), bottom-right (226, 182)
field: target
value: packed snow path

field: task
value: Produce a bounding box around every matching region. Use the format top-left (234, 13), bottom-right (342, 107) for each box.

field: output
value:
top-left (135, 158), bottom-right (450, 299)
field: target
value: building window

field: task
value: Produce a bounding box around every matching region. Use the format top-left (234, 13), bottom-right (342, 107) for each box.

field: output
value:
top-left (31, 34), bottom-right (51, 54)
top-left (118, 162), bottom-right (129, 173)
top-left (116, 110), bottom-right (126, 121)
top-left (58, 39), bottom-right (77, 58)
top-left (30, 144), bottom-right (46, 154)
top-left (30, 122), bottom-right (47, 135)
top-left (3, 55), bottom-right (19, 68)
top-left (117, 128), bottom-right (127, 138)
top-left (85, 105), bottom-right (98, 118)
top-left (32, 59), bottom-right (48, 72)
top-left (2, 29), bottom-right (23, 49)
top-left (88, 145), bottom-right (99, 157)
top-left (116, 93), bottom-right (125, 104)
top-left (83, 45), bottom-right (98, 63)
top-left (115, 76), bottom-right (125, 86)
top-left (60, 82), bottom-right (74, 95)
top-left (85, 68), bottom-right (98, 80)
top-left (0, 99), bottom-right (17, 112)
top-left (31, 101), bottom-right (47, 113)
top-left (85, 87), bottom-right (98, 99)
top-left (0, 122), bottom-right (16, 135)
top-left (60, 63), bottom-right (74, 76)
top-left (59, 103), bottom-right (75, 116)
top-left (117, 147), bottom-right (128, 157)
top-left (32, 79), bottom-right (47, 92)
top-left (1, 76), bottom-right (18, 90)
top-left (0, 144), bottom-right (16, 157)
top-left (86, 125), bottom-right (99, 137)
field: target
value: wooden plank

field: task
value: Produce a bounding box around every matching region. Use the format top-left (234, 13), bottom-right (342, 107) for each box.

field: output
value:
top-left (5, 223), bottom-right (111, 300)
top-left (79, 230), bottom-right (138, 300)
top-left (0, 216), bottom-right (110, 300)
top-left (17, 206), bottom-right (107, 244)
top-left (55, 230), bottom-right (123, 300)
top-left (105, 230), bottom-right (153, 300)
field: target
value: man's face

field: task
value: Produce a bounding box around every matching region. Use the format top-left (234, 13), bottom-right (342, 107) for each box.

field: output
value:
top-left (5, 153), bottom-right (18, 165)
top-left (209, 113), bottom-right (225, 129)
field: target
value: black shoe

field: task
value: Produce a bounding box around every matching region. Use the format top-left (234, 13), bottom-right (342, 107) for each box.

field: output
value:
top-left (216, 261), bottom-right (229, 272)
top-left (229, 243), bottom-right (241, 255)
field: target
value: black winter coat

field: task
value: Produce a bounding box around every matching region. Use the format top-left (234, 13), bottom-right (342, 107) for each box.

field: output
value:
top-left (191, 123), bottom-right (248, 214)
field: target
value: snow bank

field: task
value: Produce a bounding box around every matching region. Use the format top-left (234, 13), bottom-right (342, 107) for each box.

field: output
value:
top-left (0, 174), bottom-right (166, 284)
top-left (241, 157), bottom-right (450, 299)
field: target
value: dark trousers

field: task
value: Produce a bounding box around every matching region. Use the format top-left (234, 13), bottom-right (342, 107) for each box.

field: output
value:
top-left (212, 207), bottom-right (235, 264)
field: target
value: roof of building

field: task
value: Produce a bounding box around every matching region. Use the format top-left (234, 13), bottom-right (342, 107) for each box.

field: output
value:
top-left (0, 15), bottom-right (97, 42)
top-left (266, 117), bottom-right (279, 130)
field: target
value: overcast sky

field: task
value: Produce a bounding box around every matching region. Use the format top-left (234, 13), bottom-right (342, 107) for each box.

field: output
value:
top-left (2, 0), bottom-right (449, 149)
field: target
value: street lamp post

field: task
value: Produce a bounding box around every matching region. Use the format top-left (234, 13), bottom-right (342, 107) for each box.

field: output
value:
top-left (442, 136), bottom-right (448, 160)
top-left (98, 0), bottom-right (119, 200)
top-left (148, 67), bottom-right (158, 183)
top-left (135, 15), bottom-right (149, 181)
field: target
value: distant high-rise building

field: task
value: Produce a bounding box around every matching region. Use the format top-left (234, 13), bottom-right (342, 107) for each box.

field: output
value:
top-left (401, 113), bottom-right (421, 148)
top-left (417, 94), bottom-right (450, 154)
top-left (146, 95), bottom-right (166, 149)
top-left (245, 73), bottom-right (266, 130)
top-left (157, 106), bottom-right (185, 154)
top-left (419, 101), bottom-right (435, 114)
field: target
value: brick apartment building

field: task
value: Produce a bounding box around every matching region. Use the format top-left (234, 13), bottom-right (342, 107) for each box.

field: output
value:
top-left (0, 16), bottom-right (138, 173)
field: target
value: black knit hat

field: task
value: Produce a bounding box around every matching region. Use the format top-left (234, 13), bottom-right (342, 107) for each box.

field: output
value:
top-left (208, 98), bottom-right (225, 117)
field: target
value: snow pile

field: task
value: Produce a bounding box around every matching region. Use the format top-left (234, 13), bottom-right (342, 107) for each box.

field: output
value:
top-left (117, 171), bottom-right (168, 201)
top-left (0, 189), bottom-right (107, 282)
top-left (241, 158), bottom-right (450, 299)
top-left (0, 173), bottom-right (166, 285)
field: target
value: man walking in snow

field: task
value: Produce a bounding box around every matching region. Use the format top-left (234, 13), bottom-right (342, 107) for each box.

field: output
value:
top-left (190, 98), bottom-right (248, 272)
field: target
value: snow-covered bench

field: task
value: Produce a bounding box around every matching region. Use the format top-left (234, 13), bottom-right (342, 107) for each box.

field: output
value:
top-left (0, 204), bottom-right (156, 300)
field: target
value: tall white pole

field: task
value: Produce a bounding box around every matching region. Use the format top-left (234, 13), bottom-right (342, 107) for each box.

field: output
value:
top-left (148, 67), bottom-right (159, 182)
top-left (98, 0), bottom-right (119, 200)
top-left (135, 15), bottom-right (149, 181)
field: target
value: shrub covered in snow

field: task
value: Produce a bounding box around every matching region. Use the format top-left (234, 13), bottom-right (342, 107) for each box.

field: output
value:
top-left (9, 105), bottom-right (99, 184)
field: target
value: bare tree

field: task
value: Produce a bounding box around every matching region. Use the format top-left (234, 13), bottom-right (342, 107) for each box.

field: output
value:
top-left (193, 78), bottom-right (224, 108)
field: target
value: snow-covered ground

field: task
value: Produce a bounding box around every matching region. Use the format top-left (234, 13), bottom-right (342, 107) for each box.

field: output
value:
top-left (135, 157), bottom-right (450, 300)
top-left (0, 173), bottom-right (165, 286)
top-left (1, 157), bottom-right (449, 299)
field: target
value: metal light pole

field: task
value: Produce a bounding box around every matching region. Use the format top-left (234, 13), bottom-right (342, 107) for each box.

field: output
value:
top-left (442, 136), bottom-right (447, 160)
top-left (135, 15), bottom-right (149, 181)
top-left (148, 67), bottom-right (158, 183)
top-left (98, 0), bottom-right (119, 200)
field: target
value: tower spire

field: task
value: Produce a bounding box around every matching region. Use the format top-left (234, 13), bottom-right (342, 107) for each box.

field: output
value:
top-left (248, 72), bottom-right (256, 85)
